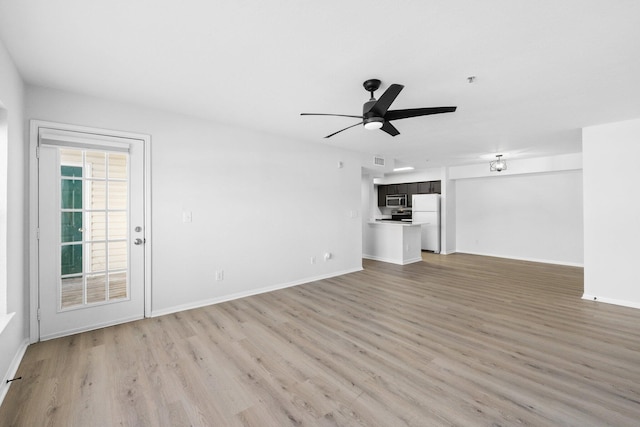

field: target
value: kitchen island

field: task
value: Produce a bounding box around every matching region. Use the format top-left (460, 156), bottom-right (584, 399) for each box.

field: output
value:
top-left (363, 220), bottom-right (423, 265)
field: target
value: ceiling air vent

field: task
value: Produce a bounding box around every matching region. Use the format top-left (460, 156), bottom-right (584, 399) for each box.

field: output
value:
top-left (373, 156), bottom-right (385, 167)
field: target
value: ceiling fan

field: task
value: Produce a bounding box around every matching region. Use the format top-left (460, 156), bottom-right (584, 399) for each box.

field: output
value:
top-left (301, 79), bottom-right (457, 138)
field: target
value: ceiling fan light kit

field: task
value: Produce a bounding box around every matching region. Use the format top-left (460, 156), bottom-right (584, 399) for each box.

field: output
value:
top-left (363, 117), bottom-right (384, 130)
top-left (301, 78), bottom-right (457, 138)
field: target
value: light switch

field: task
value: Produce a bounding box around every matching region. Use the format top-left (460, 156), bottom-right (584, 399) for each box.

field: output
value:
top-left (182, 211), bottom-right (192, 223)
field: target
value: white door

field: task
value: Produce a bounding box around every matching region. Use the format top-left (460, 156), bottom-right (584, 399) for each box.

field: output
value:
top-left (37, 128), bottom-right (146, 340)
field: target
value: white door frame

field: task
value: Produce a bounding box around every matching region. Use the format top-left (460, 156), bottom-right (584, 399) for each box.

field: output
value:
top-left (29, 120), bottom-right (152, 343)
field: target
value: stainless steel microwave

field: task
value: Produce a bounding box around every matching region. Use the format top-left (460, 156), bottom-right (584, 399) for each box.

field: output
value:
top-left (386, 194), bottom-right (407, 208)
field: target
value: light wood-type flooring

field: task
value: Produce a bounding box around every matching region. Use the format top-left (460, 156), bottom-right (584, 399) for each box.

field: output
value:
top-left (2, 253), bottom-right (640, 426)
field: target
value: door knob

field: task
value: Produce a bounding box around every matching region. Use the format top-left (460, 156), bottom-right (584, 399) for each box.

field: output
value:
top-left (134, 238), bottom-right (144, 245)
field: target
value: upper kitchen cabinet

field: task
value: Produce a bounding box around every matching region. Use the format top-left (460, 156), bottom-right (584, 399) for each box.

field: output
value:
top-left (417, 181), bottom-right (431, 194)
top-left (385, 183), bottom-right (408, 195)
top-left (377, 185), bottom-right (387, 207)
top-left (417, 181), bottom-right (442, 194)
top-left (377, 180), bottom-right (441, 207)
top-left (407, 182), bottom-right (418, 207)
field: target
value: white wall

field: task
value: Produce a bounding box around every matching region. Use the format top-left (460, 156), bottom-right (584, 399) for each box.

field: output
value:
top-left (374, 168), bottom-right (443, 185)
top-left (449, 153), bottom-right (583, 180)
top-left (26, 86), bottom-right (363, 316)
top-left (0, 38), bottom-right (27, 403)
top-left (442, 175), bottom-right (456, 255)
top-left (455, 166), bottom-right (583, 266)
top-left (583, 118), bottom-right (640, 308)
top-left (361, 171), bottom-right (374, 253)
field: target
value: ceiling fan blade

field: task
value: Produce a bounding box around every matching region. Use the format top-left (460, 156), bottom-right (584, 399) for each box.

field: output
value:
top-left (325, 121), bottom-right (364, 138)
top-left (380, 121), bottom-right (400, 137)
top-left (385, 106), bottom-right (457, 121)
top-left (301, 113), bottom-right (364, 119)
top-left (366, 84), bottom-right (404, 115)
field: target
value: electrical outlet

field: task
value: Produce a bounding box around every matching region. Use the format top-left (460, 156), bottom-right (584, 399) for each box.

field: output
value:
top-left (215, 270), bottom-right (224, 281)
top-left (182, 211), bottom-right (192, 223)
top-left (310, 256), bottom-right (316, 264)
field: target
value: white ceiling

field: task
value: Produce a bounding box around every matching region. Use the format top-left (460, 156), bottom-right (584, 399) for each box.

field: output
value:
top-left (1, 0), bottom-right (639, 168)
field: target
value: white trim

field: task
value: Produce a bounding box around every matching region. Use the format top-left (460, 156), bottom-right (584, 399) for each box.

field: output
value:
top-left (143, 136), bottom-right (152, 318)
top-left (29, 120), bottom-right (152, 343)
top-left (453, 250), bottom-right (584, 267)
top-left (582, 294), bottom-right (640, 310)
top-left (39, 314), bottom-right (144, 341)
top-left (39, 128), bottom-right (135, 151)
top-left (362, 254), bottom-right (423, 265)
top-left (0, 338), bottom-right (28, 407)
top-left (29, 121), bottom-right (39, 342)
top-left (151, 267), bottom-right (363, 318)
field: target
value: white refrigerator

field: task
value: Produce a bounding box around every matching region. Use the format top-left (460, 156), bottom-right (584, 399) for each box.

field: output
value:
top-left (412, 194), bottom-right (441, 253)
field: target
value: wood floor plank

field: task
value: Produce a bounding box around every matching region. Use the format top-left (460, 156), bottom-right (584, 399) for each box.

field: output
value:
top-left (2, 253), bottom-right (640, 426)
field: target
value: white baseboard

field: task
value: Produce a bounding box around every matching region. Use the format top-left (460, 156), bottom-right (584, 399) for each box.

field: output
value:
top-left (582, 294), bottom-right (640, 310)
top-left (151, 267), bottom-right (363, 318)
top-left (0, 338), bottom-right (29, 407)
top-left (454, 250), bottom-right (584, 267)
top-left (362, 254), bottom-right (422, 265)
top-left (40, 314), bottom-right (144, 341)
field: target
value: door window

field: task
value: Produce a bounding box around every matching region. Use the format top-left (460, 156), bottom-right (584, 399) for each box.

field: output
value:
top-left (59, 148), bottom-right (129, 310)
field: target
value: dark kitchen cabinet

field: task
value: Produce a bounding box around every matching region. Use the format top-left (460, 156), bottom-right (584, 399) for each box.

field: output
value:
top-left (385, 183), bottom-right (407, 194)
top-left (377, 180), bottom-right (441, 207)
top-left (406, 182), bottom-right (418, 207)
top-left (416, 181), bottom-right (442, 194)
top-left (417, 181), bottom-right (431, 194)
top-left (377, 185), bottom-right (387, 207)
top-left (386, 183), bottom-right (408, 195)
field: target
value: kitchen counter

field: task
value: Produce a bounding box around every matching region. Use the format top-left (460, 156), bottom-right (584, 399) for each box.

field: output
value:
top-left (371, 219), bottom-right (414, 225)
top-left (363, 220), bottom-right (422, 265)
